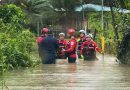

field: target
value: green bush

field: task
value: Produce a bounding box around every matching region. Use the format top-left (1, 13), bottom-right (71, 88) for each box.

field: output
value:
top-left (0, 4), bottom-right (36, 72)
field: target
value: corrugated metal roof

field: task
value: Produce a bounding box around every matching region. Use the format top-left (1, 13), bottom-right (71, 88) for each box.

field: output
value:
top-left (75, 4), bottom-right (130, 13)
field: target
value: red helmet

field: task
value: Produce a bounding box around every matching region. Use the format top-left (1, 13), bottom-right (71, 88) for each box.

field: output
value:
top-left (67, 28), bottom-right (76, 36)
top-left (41, 28), bottom-right (48, 33)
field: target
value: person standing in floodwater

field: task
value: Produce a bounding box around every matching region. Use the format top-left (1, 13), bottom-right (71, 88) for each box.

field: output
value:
top-left (77, 30), bottom-right (88, 58)
top-left (39, 29), bottom-right (59, 64)
top-left (80, 37), bottom-right (102, 60)
top-left (37, 28), bottom-right (48, 45)
top-left (63, 29), bottom-right (77, 63)
top-left (37, 28), bottom-right (48, 58)
top-left (57, 33), bottom-right (67, 59)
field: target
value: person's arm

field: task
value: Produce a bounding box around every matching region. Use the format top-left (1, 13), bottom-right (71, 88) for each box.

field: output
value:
top-left (37, 37), bottom-right (43, 44)
top-left (55, 39), bottom-right (59, 51)
top-left (80, 42), bottom-right (85, 55)
top-left (93, 41), bottom-right (102, 53)
top-left (80, 42), bottom-right (86, 59)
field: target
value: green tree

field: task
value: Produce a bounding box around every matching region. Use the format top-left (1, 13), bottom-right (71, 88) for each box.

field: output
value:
top-left (4, 0), bottom-right (58, 35)
top-left (0, 4), bottom-right (35, 71)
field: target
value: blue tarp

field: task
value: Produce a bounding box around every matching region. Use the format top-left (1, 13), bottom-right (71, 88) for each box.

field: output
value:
top-left (75, 4), bottom-right (130, 13)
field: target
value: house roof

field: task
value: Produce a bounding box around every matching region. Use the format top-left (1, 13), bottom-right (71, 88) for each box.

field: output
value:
top-left (75, 3), bottom-right (130, 13)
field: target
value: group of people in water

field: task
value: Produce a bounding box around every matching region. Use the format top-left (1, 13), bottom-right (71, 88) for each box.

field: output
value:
top-left (37, 28), bottom-right (102, 64)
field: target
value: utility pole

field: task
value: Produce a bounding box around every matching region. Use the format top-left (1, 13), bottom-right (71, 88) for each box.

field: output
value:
top-left (101, 0), bottom-right (105, 61)
top-left (81, 0), bottom-right (85, 21)
top-left (81, 0), bottom-right (87, 35)
top-left (101, 0), bottom-right (104, 31)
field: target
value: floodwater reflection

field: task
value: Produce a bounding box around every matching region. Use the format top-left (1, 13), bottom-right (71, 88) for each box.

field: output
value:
top-left (1, 55), bottom-right (130, 90)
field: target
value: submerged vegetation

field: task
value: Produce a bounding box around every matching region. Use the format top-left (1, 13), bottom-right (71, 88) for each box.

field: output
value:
top-left (0, 4), bottom-right (39, 89)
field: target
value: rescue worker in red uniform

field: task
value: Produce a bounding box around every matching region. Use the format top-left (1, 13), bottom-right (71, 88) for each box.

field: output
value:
top-left (57, 33), bottom-right (67, 59)
top-left (37, 28), bottom-right (48, 45)
top-left (77, 30), bottom-right (88, 58)
top-left (80, 37), bottom-right (102, 60)
top-left (63, 29), bottom-right (77, 63)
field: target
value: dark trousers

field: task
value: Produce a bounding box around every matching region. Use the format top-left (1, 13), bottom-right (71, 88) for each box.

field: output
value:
top-left (41, 53), bottom-right (56, 64)
top-left (38, 47), bottom-right (42, 58)
top-left (65, 53), bottom-right (76, 63)
top-left (68, 56), bottom-right (76, 63)
top-left (77, 50), bottom-right (81, 58)
top-left (56, 53), bottom-right (66, 59)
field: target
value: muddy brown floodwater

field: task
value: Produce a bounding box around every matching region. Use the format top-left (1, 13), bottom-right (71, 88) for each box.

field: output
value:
top-left (1, 54), bottom-right (130, 90)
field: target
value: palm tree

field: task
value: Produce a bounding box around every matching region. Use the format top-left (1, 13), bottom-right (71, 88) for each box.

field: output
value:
top-left (21, 0), bottom-right (54, 36)
top-left (4, 0), bottom-right (57, 35)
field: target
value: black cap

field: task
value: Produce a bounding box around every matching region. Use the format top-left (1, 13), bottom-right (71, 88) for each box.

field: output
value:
top-left (48, 29), bottom-right (53, 35)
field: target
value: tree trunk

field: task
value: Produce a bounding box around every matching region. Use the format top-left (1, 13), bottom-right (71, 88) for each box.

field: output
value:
top-left (108, 0), bottom-right (120, 45)
top-left (93, 29), bottom-right (97, 41)
top-left (37, 21), bottom-right (40, 37)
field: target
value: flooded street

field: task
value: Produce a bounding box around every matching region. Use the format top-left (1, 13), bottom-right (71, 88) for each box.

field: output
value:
top-left (2, 54), bottom-right (130, 90)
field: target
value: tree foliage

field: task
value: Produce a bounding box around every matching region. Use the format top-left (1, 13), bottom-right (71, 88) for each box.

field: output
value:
top-left (0, 4), bottom-right (35, 72)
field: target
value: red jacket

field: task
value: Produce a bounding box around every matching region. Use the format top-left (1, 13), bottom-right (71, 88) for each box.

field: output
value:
top-left (65, 39), bottom-right (77, 58)
top-left (37, 35), bottom-right (44, 45)
top-left (77, 36), bottom-right (88, 50)
top-left (57, 39), bottom-right (67, 56)
top-left (80, 40), bottom-right (101, 55)
top-left (58, 39), bottom-right (67, 47)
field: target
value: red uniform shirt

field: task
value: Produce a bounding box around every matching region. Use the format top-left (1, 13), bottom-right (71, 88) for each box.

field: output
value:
top-left (37, 35), bottom-right (44, 45)
top-left (57, 39), bottom-right (67, 57)
top-left (58, 39), bottom-right (67, 47)
top-left (80, 40), bottom-right (101, 55)
top-left (65, 39), bottom-right (77, 58)
top-left (77, 36), bottom-right (88, 50)
top-left (66, 39), bottom-right (77, 53)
